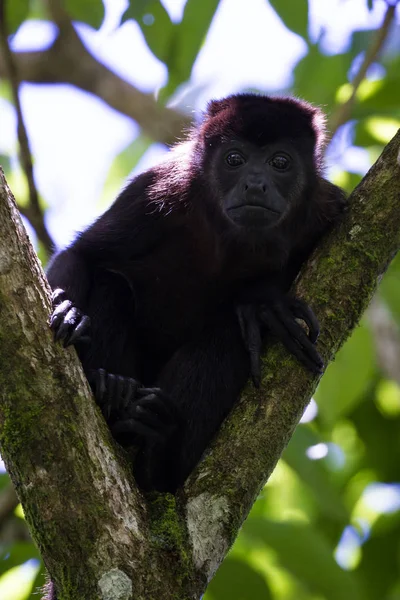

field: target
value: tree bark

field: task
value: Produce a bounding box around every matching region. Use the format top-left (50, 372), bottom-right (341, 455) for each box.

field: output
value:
top-left (0, 130), bottom-right (399, 599)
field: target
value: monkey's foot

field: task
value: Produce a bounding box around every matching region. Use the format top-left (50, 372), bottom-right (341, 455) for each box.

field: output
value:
top-left (111, 387), bottom-right (178, 446)
top-left (50, 289), bottom-right (91, 347)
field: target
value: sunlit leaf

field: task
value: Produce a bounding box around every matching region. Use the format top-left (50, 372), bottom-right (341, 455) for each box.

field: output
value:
top-left (365, 117), bottom-right (400, 144)
top-left (269, 0), bottom-right (309, 40)
top-left (5, 0), bottom-right (29, 35)
top-left (121, 0), bottom-right (173, 63)
top-left (65, 0), bottom-right (105, 30)
top-left (0, 543), bottom-right (41, 576)
top-left (294, 45), bottom-right (352, 110)
top-left (284, 427), bottom-right (349, 522)
top-left (205, 557), bottom-right (272, 600)
top-left (28, 566), bottom-right (46, 600)
top-left (162, 0), bottom-right (220, 98)
top-left (243, 519), bottom-right (363, 600)
top-left (0, 561), bottom-right (40, 600)
top-left (350, 72), bottom-right (400, 119)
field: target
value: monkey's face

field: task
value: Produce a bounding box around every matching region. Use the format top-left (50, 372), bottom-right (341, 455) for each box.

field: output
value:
top-left (213, 138), bottom-right (309, 233)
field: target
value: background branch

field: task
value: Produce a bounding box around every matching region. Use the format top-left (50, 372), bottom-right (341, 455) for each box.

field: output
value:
top-left (0, 29), bottom-right (191, 146)
top-left (329, 2), bottom-right (396, 137)
top-left (0, 0), bottom-right (54, 254)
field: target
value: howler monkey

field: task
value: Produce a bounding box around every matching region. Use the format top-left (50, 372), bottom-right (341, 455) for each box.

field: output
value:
top-left (47, 94), bottom-right (345, 494)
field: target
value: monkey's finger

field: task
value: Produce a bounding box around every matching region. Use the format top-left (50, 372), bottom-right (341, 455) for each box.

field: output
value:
top-left (51, 288), bottom-right (66, 308)
top-left (66, 315), bottom-right (91, 347)
top-left (273, 304), bottom-right (323, 366)
top-left (59, 308), bottom-right (80, 346)
top-left (136, 393), bottom-right (176, 422)
top-left (280, 317), bottom-right (324, 372)
top-left (290, 299), bottom-right (320, 343)
top-left (55, 309), bottom-right (79, 344)
top-left (50, 300), bottom-right (72, 330)
top-left (122, 378), bottom-right (140, 408)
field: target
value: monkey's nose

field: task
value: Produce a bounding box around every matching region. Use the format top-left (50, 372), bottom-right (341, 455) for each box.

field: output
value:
top-left (244, 177), bottom-right (267, 196)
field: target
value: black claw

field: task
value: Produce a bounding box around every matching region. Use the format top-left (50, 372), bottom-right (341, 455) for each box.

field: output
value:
top-left (67, 315), bottom-right (91, 346)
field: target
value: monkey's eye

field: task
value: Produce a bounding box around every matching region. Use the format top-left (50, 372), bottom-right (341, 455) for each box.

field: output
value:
top-left (225, 152), bottom-right (246, 167)
top-left (269, 154), bottom-right (290, 171)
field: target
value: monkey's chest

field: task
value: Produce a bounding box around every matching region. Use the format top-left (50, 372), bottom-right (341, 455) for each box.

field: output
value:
top-left (134, 270), bottom-right (218, 350)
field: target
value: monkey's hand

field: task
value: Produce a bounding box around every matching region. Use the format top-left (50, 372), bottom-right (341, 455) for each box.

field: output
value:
top-left (50, 288), bottom-right (91, 347)
top-left (237, 294), bottom-right (323, 387)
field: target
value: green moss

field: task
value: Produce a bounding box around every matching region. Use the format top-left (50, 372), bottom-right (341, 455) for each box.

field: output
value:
top-left (148, 493), bottom-right (184, 549)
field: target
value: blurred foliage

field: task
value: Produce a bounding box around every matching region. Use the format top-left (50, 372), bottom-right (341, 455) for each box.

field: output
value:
top-left (1, 0), bottom-right (400, 599)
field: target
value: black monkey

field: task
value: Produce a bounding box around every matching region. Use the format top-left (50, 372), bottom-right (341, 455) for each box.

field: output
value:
top-left (47, 94), bottom-right (345, 494)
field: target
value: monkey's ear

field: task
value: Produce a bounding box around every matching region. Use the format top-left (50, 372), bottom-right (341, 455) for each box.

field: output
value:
top-left (317, 178), bottom-right (348, 223)
top-left (206, 98), bottom-right (231, 117)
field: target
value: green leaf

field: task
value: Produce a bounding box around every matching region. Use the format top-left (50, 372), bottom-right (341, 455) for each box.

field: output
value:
top-left (205, 557), bottom-right (272, 600)
top-left (28, 567), bottom-right (46, 600)
top-left (99, 135), bottom-right (153, 210)
top-left (352, 76), bottom-right (400, 119)
top-left (350, 29), bottom-right (376, 57)
top-left (284, 427), bottom-right (349, 522)
top-left (65, 0), bottom-right (105, 30)
top-left (121, 1), bottom-right (173, 63)
top-left (315, 321), bottom-right (377, 425)
top-left (0, 154), bottom-right (11, 173)
top-left (162, 0), bottom-right (220, 98)
top-left (379, 255), bottom-right (400, 329)
top-left (0, 473), bottom-right (11, 492)
top-left (268, 0), bottom-right (309, 40)
top-left (0, 542), bottom-right (41, 576)
top-left (243, 519), bottom-right (363, 600)
top-left (294, 45), bottom-right (352, 111)
top-left (5, 0), bottom-right (30, 35)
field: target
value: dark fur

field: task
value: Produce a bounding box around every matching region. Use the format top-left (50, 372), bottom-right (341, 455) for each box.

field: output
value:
top-left (47, 94), bottom-right (345, 497)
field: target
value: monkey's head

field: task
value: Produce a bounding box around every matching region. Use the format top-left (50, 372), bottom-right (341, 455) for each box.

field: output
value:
top-left (194, 94), bottom-right (344, 243)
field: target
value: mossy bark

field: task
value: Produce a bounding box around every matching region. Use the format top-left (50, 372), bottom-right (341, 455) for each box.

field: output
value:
top-left (0, 130), bottom-right (399, 599)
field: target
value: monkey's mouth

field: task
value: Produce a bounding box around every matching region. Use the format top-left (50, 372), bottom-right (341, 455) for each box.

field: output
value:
top-left (227, 203), bottom-right (282, 227)
top-left (236, 204), bottom-right (281, 215)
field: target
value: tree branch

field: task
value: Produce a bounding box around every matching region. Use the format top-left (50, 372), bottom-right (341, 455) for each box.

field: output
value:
top-left (0, 26), bottom-right (191, 146)
top-left (329, 2), bottom-right (396, 137)
top-left (0, 129), bottom-right (399, 598)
